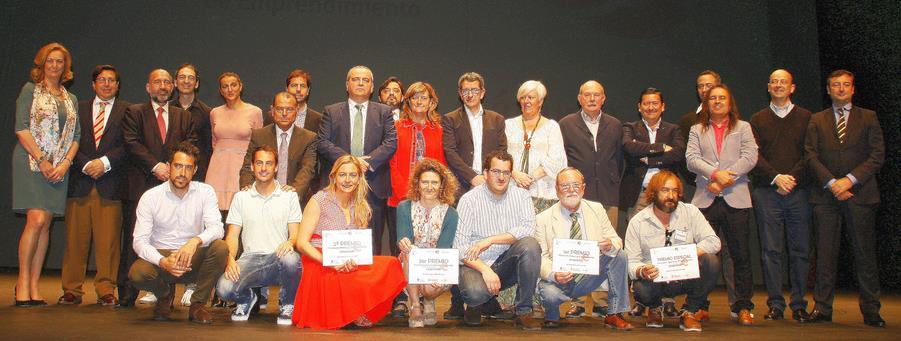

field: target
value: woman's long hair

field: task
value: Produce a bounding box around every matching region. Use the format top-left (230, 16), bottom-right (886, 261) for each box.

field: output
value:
top-left (30, 42), bottom-right (73, 85)
top-left (326, 155), bottom-right (372, 227)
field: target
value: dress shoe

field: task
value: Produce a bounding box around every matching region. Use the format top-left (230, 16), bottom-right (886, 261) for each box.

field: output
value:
top-left (14, 299), bottom-right (34, 308)
top-left (189, 304), bottom-right (214, 324)
top-left (801, 309), bottom-right (831, 323)
top-left (463, 305), bottom-right (482, 326)
top-left (629, 302), bottom-right (646, 317)
top-left (543, 320), bottom-right (562, 329)
top-left (58, 293), bottom-right (82, 305)
top-left (513, 314), bottom-right (542, 331)
top-left (646, 306), bottom-right (664, 328)
top-left (117, 286), bottom-right (137, 307)
top-left (444, 302), bottom-right (464, 320)
top-left (97, 294), bottom-right (118, 306)
top-left (662, 301), bottom-right (679, 318)
top-left (565, 305), bottom-right (586, 318)
top-left (792, 309), bottom-right (811, 322)
top-left (679, 311), bottom-right (702, 332)
top-left (695, 309), bottom-right (710, 322)
top-left (764, 307), bottom-right (784, 320)
top-left (863, 313), bottom-right (886, 328)
top-left (153, 289), bottom-right (175, 321)
top-left (29, 300), bottom-right (48, 307)
top-left (737, 309), bottom-right (754, 326)
top-left (604, 314), bottom-right (633, 330)
top-left (485, 309), bottom-right (514, 320)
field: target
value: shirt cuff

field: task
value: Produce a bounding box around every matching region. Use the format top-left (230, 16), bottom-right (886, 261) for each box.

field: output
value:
top-left (152, 162), bottom-right (165, 174)
top-left (846, 173), bottom-right (858, 185)
top-left (770, 174), bottom-right (780, 186)
top-left (100, 156), bottom-right (111, 172)
top-left (825, 178), bottom-right (837, 189)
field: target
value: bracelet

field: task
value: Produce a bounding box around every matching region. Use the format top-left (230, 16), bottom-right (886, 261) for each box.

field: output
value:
top-left (36, 154), bottom-right (48, 163)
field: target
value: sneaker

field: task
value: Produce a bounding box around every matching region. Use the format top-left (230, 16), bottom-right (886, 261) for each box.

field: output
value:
top-left (679, 311), bottom-right (703, 332)
top-left (604, 313), bottom-right (633, 330)
top-left (277, 304), bottom-right (294, 325)
top-left (646, 306), bottom-right (664, 328)
top-left (736, 309), bottom-right (754, 326)
top-left (231, 293), bottom-right (258, 322)
top-left (180, 284), bottom-right (196, 306)
top-left (695, 309), bottom-right (710, 322)
top-left (138, 292), bottom-right (157, 304)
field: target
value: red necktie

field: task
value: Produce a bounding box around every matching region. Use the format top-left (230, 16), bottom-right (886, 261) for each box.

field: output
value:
top-left (156, 106), bottom-right (167, 143)
top-left (94, 101), bottom-right (108, 147)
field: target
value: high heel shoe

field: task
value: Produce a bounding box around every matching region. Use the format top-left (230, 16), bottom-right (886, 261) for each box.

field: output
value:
top-left (14, 286), bottom-right (33, 308)
top-left (408, 306), bottom-right (425, 328)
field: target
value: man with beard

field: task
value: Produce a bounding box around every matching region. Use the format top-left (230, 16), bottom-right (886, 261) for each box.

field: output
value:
top-left (128, 142), bottom-right (227, 324)
top-left (119, 69), bottom-right (197, 307)
top-left (285, 69), bottom-right (323, 133)
top-left (625, 171), bottom-right (721, 332)
top-left (378, 76), bottom-right (404, 121)
top-left (534, 168), bottom-right (632, 330)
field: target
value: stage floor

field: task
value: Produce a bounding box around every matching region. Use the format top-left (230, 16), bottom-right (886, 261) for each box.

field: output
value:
top-left (0, 272), bottom-right (895, 340)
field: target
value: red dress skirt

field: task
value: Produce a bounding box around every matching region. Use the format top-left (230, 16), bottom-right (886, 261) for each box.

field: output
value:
top-left (292, 240), bottom-right (406, 329)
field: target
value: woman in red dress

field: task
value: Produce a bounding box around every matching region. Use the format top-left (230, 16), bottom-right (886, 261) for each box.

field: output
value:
top-left (292, 155), bottom-right (406, 329)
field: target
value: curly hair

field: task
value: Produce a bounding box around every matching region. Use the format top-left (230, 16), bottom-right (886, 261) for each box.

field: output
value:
top-left (405, 158), bottom-right (458, 205)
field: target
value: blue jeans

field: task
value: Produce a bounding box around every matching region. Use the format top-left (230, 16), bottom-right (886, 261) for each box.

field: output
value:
top-left (753, 187), bottom-right (811, 311)
top-left (538, 251), bottom-right (631, 321)
top-left (216, 252), bottom-right (301, 307)
top-left (633, 253), bottom-right (721, 313)
top-left (459, 237), bottom-right (541, 316)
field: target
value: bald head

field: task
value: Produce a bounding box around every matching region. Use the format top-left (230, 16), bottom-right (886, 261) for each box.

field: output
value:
top-left (146, 69), bottom-right (174, 104)
top-left (578, 80), bottom-right (606, 116)
top-left (148, 69), bottom-right (172, 83)
top-left (767, 69), bottom-right (796, 102)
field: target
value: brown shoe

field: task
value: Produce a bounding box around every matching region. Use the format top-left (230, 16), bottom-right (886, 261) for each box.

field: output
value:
top-left (646, 306), bottom-right (664, 328)
top-left (679, 311), bottom-right (702, 332)
top-left (737, 309), bottom-right (754, 326)
top-left (189, 304), bottom-right (214, 324)
top-left (97, 294), bottom-right (117, 306)
top-left (695, 309), bottom-right (710, 322)
top-left (513, 314), bottom-right (542, 331)
top-left (58, 293), bottom-right (82, 305)
top-left (604, 314), bottom-right (633, 330)
top-left (153, 291), bottom-right (175, 321)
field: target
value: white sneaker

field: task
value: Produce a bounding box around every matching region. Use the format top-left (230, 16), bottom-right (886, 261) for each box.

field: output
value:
top-left (138, 292), bottom-right (157, 304)
top-left (277, 304), bottom-right (294, 325)
top-left (231, 293), bottom-right (258, 322)
top-left (181, 284), bottom-right (197, 306)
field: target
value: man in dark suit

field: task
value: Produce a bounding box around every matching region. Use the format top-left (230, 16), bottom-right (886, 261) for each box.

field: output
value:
top-left (678, 70), bottom-right (722, 188)
top-left (443, 72), bottom-right (508, 200)
top-left (378, 76), bottom-right (404, 121)
top-left (804, 69), bottom-right (885, 327)
top-left (285, 69), bottom-right (323, 133)
top-left (118, 68), bottom-right (197, 307)
top-left (59, 65), bottom-right (130, 306)
top-left (171, 63), bottom-right (213, 182)
top-left (317, 65), bottom-right (397, 255)
top-left (239, 92), bottom-right (317, 206)
top-left (621, 87), bottom-right (685, 220)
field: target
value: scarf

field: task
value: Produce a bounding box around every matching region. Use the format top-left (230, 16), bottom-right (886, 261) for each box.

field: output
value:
top-left (28, 82), bottom-right (77, 171)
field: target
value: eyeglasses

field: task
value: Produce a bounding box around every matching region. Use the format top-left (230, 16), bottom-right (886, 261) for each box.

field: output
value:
top-left (460, 88), bottom-right (482, 96)
top-left (558, 182), bottom-right (583, 191)
top-left (768, 79), bottom-right (790, 85)
top-left (488, 169), bottom-right (511, 177)
top-left (94, 77), bottom-right (117, 84)
top-left (665, 229), bottom-right (674, 247)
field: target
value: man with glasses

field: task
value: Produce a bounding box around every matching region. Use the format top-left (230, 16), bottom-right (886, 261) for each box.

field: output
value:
top-left (378, 76), bottom-right (404, 121)
top-left (171, 64), bottom-right (213, 181)
top-left (442, 71), bottom-right (508, 319)
top-left (625, 171), bottom-right (721, 332)
top-left (534, 168), bottom-right (633, 330)
top-left (453, 150), bottom-right (543, 330)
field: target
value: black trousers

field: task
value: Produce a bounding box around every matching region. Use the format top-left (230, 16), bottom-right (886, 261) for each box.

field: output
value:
top-left (117, 199), bottom-right (140, 302)
top-left (367, 192), bottom-right (387, 255)
top-left (701, 197), bottom-right (754, 312)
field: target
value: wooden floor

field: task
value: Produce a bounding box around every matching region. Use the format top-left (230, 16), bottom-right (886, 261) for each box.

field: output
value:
top-left (0, 271), bottom-right (896, 340)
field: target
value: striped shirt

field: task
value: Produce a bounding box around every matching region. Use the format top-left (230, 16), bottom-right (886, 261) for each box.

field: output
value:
top-left (453, 184), bottom-right (536, 265)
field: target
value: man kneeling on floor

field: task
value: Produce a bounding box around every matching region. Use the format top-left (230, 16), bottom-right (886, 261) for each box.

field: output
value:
top-left (128, 142), bottom-right (227, 323)
top-left (216, 145), bottom-right (303, 325)
top-left (625, 171), bottom-right (721, 332)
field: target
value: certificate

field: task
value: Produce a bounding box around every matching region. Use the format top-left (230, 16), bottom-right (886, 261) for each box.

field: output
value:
top-left (321, 229), bottom-right (373, 266)
top-left (649, 243), bottom-right (699, 282)
top-left (551, 238), bottom-right (600, 275)
top-left (408, 248), bottom-right (459, 285)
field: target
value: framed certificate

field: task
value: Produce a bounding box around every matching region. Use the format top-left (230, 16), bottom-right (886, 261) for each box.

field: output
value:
top-left (551, 238), bottom-right (600, 275)
top-left (408, 248), bottom-right (459, 285)
top-left (649, 243), bottom-right (699, 282)
top-left (321, 229), bottom-right (373, 266)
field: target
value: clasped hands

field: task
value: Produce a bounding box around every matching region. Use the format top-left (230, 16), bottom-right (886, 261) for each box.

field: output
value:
top-left (39, 159), bottom-right (69, 184)
top-left (159, 238), bottom-right (201, 277)
top-left (829, 177), bottom-right (854, 201)
top-left (706, 170), bottom-right (737, 195)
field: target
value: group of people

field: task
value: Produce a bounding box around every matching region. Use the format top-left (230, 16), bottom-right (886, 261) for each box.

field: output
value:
top-left (11, 42), bottom-right (885, 332)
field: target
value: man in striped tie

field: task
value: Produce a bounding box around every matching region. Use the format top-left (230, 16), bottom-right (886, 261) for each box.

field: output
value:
top-left (533, 167), bottom-right (632, 330)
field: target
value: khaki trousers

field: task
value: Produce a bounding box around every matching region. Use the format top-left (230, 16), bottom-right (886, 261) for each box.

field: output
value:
top-left (61, 187), bottom-right (122, 297)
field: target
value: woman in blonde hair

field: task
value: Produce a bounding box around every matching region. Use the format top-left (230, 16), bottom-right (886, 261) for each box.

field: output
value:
top-left (292, 155), bottom-right (406, 329)
top-left (12, 42), bottom-right (80, 307)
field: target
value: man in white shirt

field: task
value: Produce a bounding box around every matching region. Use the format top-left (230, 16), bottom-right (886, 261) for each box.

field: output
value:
top-left (127, 142), bottom-right (226, 324)
top-left (216, 145), bottom-right (302, 325)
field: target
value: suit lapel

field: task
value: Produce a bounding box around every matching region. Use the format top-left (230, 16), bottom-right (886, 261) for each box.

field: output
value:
top-left (844, 107), bottom-right (862, 148)
top-left (551, 204), bottom-right (570, 240)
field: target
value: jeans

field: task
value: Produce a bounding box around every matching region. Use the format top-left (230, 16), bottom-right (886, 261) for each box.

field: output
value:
top-left (539, 251), bottom-right (631, 321)
top-left (633, 253), bottom-right (721, 313)
top-left (459, 237), bottom-right (540, 316)
top-left (753, 187), bottom-right (811, 311)
top-left (216, 251), bottom-right (302, 307)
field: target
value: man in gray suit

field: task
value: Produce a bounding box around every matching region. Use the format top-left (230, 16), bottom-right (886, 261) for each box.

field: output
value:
top-left (317, 65), bottom-right (397, 255)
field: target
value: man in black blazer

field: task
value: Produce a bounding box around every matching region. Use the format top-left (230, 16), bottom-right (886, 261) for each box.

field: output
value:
top-left (60, 65), bottom-right (130, 306)
top-left (171, 63), bottom-right (213, 182)
top-left (443, 71), bottom-right (508, 200)
top-left (621, 88), bottom-right (685, 220)
top-left (317, 65), bottom-right (397, 255)
top-left (118, 69), bottom-right (197, 307)
top-left (240, 92), bottom-right (318, 206)
top-left (804, 70), bottom-right (885, 327)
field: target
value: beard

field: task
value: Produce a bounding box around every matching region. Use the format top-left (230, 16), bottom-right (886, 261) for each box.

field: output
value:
top-left (653, 197), bottom-right (677, 213)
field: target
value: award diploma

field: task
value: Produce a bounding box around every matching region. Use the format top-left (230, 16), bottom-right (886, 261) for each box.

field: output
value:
top-left (408, 248), bottom-right (459, 285)
top-left (321, 229), bottom-right (373, 266)
top-left (649, 243), bottom-right (699, 282)
top-left (551, 238), bottom-right (600, 275)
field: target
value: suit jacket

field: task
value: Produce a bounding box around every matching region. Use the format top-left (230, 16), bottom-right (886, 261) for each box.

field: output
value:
top-left (122, 102), bottom-right (197, 201)
top-left (67, 98), bottom-right (131, 200)
top-left (534, 200), bottom-right (623, 280)
top-left (172, 98), bottom-right (213, 181)
top-left (239, 124), bottom-right (318, 206)
top-left (621, 120), bottom-right (685, 207)
top-left (317, 100), bottom-right (397, 198)
top-left (686, 120), bottom-right (758, 208)
top-left (558, 112), bottom-right (624, 207)
top-left (441, 107), bottom-right (507, 198)
top-left (805, 106), bottom-right (884, 204)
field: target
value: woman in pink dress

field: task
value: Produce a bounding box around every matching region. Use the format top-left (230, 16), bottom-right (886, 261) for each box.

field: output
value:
top-left (205, 72), bottom-right (263, 213)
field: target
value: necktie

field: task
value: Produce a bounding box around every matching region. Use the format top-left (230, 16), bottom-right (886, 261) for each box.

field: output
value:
top-left (351, 104), bottom-right (364, 156)
top-left (94, 101), bottom-right (108, 147)
top-left (278, 132), bottom-right (289, 185)
top-left (569, 212), bottom-right (584, 283)
top-left (836, 109), bottom-right (846, 144)
top-left (156, 106), bottom-right (167, 144)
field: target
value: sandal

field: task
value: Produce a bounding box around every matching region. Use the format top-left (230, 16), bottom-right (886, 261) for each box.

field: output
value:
top-left (408, 305), bottom-right (425, 328)
top-left (353, 315), bottom-right (374, 328)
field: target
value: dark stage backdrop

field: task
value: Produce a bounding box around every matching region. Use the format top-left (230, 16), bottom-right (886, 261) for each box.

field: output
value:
top-left (13, 0), bottom-right (894, 291)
